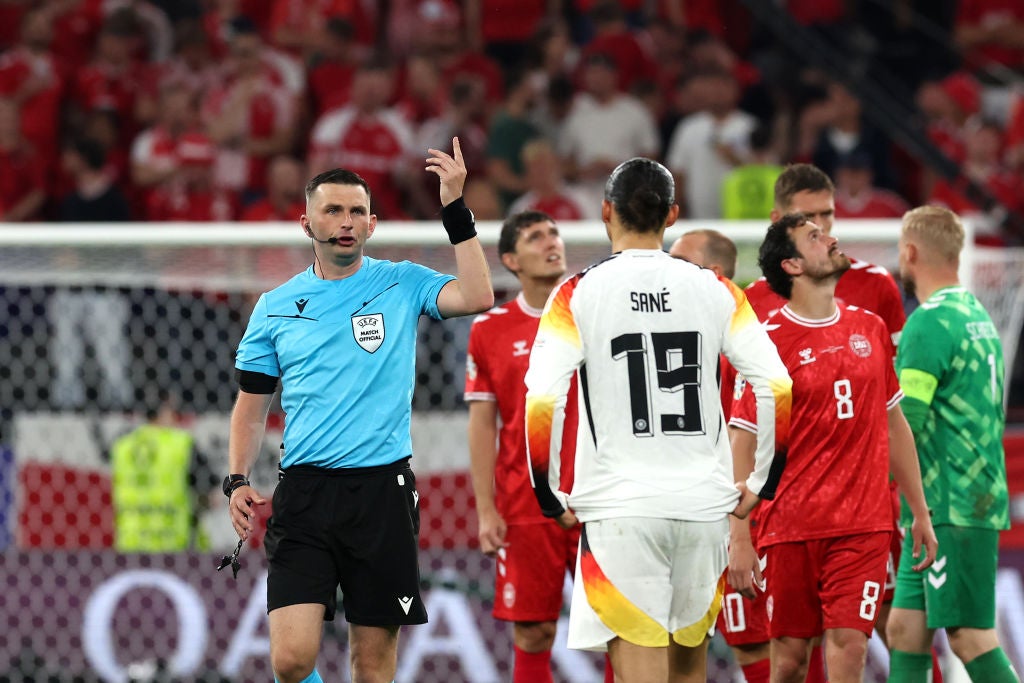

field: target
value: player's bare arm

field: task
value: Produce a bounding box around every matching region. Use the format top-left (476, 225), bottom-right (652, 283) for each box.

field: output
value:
top-left (427, 136), bottom-right (494, 317)
top-left (226, 389), bottom-right (273, 540)
top-left (728, 426), bottom-right (763, 598)
top-left (467, 400), bottom-right (508, 556)
top-left (887, 405), bottom-right (938, 570)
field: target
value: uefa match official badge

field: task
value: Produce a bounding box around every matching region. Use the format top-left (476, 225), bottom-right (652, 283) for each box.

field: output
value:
top-left (352, 313), bottom-right (385, 353)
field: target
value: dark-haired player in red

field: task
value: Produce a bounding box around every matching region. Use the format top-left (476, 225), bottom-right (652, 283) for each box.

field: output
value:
top-left (730, 213), bottom-right (936, 683)
top-left (738, 163), bottom-right (947, 683)
top-left (465, 211), bottom-right (611, 683)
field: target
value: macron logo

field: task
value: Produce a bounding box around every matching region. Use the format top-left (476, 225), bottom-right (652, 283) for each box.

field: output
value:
top-left (398, 596), bottom-right (414, 615)
top-left (295, 298), bottom-right (309, 314)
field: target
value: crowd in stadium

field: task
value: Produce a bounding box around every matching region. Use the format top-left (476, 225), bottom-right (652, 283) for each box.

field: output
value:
top-left (0, 0), bottom-right (1023, 246)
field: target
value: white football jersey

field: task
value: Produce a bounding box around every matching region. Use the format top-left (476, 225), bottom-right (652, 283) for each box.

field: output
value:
top-left (525, 249), bottom-right (792, 522)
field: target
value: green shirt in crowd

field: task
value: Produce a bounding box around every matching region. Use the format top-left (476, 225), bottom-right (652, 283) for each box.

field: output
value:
top-left (721, 163), bottom-right (783, 220)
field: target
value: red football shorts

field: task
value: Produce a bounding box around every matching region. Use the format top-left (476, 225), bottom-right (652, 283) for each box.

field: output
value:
top-left (766, 531), bottom-right (891, 639)
top-left (716, 578), bottom-right (771, 646)
top-left (492, 520), bottom-right (580, 622)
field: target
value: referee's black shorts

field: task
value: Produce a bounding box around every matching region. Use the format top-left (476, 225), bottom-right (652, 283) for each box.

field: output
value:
top-left (264, 457), bottom-right (428, 626)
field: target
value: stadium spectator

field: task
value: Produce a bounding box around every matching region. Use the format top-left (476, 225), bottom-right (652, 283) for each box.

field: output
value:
top-left (577, 0), bottom-right (657, 93)
top-left (464, 0), bottom-right (555, 68)
top-left (411, 0), bottom-right (505, 108)
top-left (267, 0), bottom-right (374, 60)
top-left (59, 137), bottom-right (131, 222)
top-left (466, 210), bottom-right (588, 683)
top-left (928, 118), bottom-right (1022, 245)
top-left (156, 19), bottom-right (220, 98)
top-left (202, 17), bottom-right (298, 199)
top-left (507, 138), bottom-right (593, 220)
top-left (462, 177), bottom-right (503, 221)
top-left (409, 77), bottom-right (489, 218)
top-left (558, 52), bottom-right (659, 208)
top-left (131, 81), bottom-right (203, 201)
top-left (485, 68), bottom-right (542, 210)
top-left (666, 67), bottom-right (756, 219)
top-left (48, 0), bottom-right (107, 70)
top-left (306, 17), bottom-right (358, 121)
top-left (954, 0), bottom-right (1024, 75)
top-left (526, 18), bottom-right (578, 87)
top-left (0, 97), bottom-right (46, 221)
top-left (395, 53), bottom-right (447, 128)
top-left (720, 122), bottom-right (783, 220)
top-left (811, 81), bottom-right (896, 191)
top-left (530, 72), bottom-right (574, 146)
top-left (71, 8), bottom-right (149, 146)
top-left (241, 155), bottom-right (306, 221)
top-left (731, 212), bottom-right (936, 683)
top-left (833, 151), bottom-right (911, 219)
top-left (887, 206), bottom-right (1017, 683)
top-left (226, 141), bottom-right (493, 683)
top-left (525, 157), bottom-right (791, 683)
top-left (308, 58), bottom-right (416, 219)
top-left (111, 391), bottom-right (217, 552)
top-left (145, 132), bottom-right (239, 222)
top-left (0, 7), bottom-right (66, 184)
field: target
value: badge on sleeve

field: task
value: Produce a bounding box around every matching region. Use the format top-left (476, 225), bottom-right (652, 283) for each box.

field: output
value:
top-left (352, 313), bottom-right (385, 353)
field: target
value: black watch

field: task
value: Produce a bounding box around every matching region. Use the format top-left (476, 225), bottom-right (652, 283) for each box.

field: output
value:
top-left (222, 474), bottom-right (250, 498)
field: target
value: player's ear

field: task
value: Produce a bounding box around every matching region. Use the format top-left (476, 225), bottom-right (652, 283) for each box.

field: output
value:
top-left (664, 203), bottom-right (680, 228)
top-left (601, 199), bottom-right (613, 225)
top-left (781, 257), bottom-right (802, 276)
top-left (500, 252), bottom-right (519, 273)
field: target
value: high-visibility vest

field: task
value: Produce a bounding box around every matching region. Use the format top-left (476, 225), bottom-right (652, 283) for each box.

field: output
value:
top-left (111, 424), bottom-right (204, 552)
top-left (721, 164), bottom-right (783, 219)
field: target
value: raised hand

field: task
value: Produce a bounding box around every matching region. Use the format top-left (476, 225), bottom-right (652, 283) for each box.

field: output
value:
top-left (426, 136), bottom-right (468, 207)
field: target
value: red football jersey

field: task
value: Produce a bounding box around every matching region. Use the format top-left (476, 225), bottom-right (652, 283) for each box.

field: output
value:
top-left (465, 293), bottom-right (577, 524)
top-left (730, 304), bottom-right (900, 546)
top-left (744, 258), bottom-right (906, 346)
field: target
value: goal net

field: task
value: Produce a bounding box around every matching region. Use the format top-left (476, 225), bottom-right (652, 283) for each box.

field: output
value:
top-left (0, 219), bottom-right (1019, 683)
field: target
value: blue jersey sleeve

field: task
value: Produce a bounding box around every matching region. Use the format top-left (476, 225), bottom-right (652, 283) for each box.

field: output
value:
top-left (399, 260), bottom-right (456, 320)
top-left (235, 294), bottom-right (281, 376)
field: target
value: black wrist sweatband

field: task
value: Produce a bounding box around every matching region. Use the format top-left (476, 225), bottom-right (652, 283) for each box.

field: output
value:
top-left (440, 197), bottom-right (477, 245)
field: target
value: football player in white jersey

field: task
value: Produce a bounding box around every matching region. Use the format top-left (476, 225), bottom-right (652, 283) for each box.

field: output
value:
top-left (524, 157), bottom-right (793, 682)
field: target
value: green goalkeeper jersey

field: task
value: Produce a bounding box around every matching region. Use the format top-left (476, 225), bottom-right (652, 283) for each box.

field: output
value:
top-left (896, 286), bottom-right (1008, 530)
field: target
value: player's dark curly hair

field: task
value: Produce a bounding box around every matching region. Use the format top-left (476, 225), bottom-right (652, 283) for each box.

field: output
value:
top-left (498, 210), bottom-right (554, 258)
top-left (758, 212), bottom-right (808, 300)
top-left (305, 169), bottom-right (372, 207)
top-left (604, 157), bottom-right (675, 234)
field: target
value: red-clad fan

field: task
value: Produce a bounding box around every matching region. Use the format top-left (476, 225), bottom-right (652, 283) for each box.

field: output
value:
top-left (465, 210), bottom-right (593, 683)
top-left (730, 212), bottom-right (936, 683)
top-left (267, 0), bottom-right (374, 58)
top-left (954, 0), bottom-right (1024, 73)
top-left (241, 155), bottom-right (306, 221)
top-left (306, 17), bottom-right (359, 120)
top-left (308, 58), bottom-right (415, 219)
top-left (49, 0), bottom-right (106, 70)
top-left (0, 8), bottom-right (67, 182)
top-left (578, 1), bottom-right (657, 93)
top-left (928, 119), bottom-right (1021, 246)
top-left (131, 82), bottom-right (204, 205)
top-left (0, 97), bottom-right (46, 221)
top-left (506, 139), bottom-right (593, 221)
top-left (201, 17), bottom-right (298, 198)
top-left (145, 133), bottom-right (238, 222)
top-left (72, 10), bottom-right (150, 146)
top-left (833, 152), bottom-right (910, 220)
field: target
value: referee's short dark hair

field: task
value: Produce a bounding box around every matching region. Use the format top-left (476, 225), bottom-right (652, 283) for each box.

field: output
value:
top-left (305, 169), bottom-right (371, 206)
top-left (498, 210), bottom-right (554, 258)
top-left (758, 212), bottom-right (807, 300)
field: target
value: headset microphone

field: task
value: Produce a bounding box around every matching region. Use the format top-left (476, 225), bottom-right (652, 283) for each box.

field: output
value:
top-left (311, 235), bottom-right (339, 245)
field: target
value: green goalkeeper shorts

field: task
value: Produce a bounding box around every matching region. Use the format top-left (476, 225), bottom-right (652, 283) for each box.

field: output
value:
top-left (892, 524), bottom-right (999, 629)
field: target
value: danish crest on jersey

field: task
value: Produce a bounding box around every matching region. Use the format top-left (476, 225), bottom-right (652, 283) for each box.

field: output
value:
top-left (848, 334), bottom-right (872, 358)
top-left (352, 313), bottom-right (385, 353)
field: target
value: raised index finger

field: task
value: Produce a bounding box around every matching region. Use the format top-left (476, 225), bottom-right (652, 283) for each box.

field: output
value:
top-left (452, 136), bottom-right (463, 164)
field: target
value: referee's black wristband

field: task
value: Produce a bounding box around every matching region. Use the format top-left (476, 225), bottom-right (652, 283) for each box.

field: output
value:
top-left (440, 197), bottom-right (477, 245)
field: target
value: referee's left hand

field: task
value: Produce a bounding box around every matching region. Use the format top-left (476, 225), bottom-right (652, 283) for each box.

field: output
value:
top-left (228, 485), bottom-right (266, 541)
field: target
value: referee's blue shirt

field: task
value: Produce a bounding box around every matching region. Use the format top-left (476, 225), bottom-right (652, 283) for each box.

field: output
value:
top-left (235, 259), bottom-right (455, 469)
